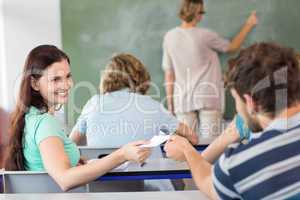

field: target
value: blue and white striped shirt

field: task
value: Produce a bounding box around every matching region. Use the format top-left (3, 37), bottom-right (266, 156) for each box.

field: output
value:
top-left (213, 112), bottom-right (300, 200)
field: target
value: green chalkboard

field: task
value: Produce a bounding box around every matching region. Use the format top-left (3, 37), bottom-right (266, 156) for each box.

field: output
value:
top-left (61, 0), bottom-right (300, 126)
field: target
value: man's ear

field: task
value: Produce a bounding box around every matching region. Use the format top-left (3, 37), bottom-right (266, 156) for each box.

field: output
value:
top-left (31, 77), bottom-right (39, 91)
top-left (243, 94), bottom-right (257, 114)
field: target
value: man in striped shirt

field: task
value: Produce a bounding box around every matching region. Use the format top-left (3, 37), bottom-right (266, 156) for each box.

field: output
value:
top-left (165, 42), bottom-right (300, 199)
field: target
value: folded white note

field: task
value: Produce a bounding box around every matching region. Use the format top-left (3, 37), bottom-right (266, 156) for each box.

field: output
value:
top-left (140, 135), bottom-right (170, 148)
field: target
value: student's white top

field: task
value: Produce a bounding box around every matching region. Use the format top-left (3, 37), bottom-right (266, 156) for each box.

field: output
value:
top-left (162, 27), bottom-right (230, 113)
top-left (72, 89), bottom-right (179, 148)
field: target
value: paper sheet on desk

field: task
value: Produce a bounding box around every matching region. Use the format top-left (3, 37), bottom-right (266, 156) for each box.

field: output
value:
top-left (140, 135), bottom-right (170, 148)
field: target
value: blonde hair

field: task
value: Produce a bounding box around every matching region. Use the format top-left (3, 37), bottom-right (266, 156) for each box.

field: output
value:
top-left (100, 53), bottom-right (151, 95)
top-left (179, 0), bottom-right (203, 23)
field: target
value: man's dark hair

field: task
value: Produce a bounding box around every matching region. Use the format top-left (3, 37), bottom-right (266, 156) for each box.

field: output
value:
top-left (225, 42), bottom-right (300, 117)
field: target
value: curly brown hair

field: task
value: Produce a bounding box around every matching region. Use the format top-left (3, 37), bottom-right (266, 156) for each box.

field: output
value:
top-left (179, 0), bottom-right (204, 23)
top-left (100, 54), bottom-right (151, 95)
top-left (225, 42), bottom-right (300, 117)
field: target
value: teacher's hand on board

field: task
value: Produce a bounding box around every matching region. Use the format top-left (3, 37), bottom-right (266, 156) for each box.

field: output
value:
top-left (246, 11), bottom-right (258, 27)
top-left (121, 140), bottom-right (151, 163)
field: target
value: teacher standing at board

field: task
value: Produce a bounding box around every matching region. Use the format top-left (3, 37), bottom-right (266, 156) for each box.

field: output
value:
top-left (162, 0), bottom-right (258, 134)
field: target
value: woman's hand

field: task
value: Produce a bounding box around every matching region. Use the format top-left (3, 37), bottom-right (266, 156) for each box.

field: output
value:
top-left (247, 11), bottom-right (258, 27)
top-left (121, 140), bottom-right (151, 163)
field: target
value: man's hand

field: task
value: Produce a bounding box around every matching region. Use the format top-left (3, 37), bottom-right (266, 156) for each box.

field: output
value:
top-left (164, 135), bottom-right (191, 161)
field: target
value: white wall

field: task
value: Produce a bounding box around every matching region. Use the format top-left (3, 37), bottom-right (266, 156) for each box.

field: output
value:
top-left (0, 0), bottom-right (6, 110)
top-left (0, 0), bottom-right (62, 111)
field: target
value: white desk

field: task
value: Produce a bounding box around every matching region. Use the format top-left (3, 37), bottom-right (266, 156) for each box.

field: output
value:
top-left (78, 135), bottom-right (218, 160)
top-left (112, 158), bottom-right (188, 173)
top-left (94, 158), bottom-right (191, 192)
top-left (99, 158), bottom-right (190, 181)
top-left (0, 191), bottom-right (209, 200)
top-left (0, 159), bottom-right (191, 193)
top-left (1, 134), bottom-right (221, 193)
top-left (78, 147), bottom-right (118, 159)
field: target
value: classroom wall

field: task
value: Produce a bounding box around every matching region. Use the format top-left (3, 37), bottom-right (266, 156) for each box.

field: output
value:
top-left (0, 0), bottom-right (62, 111)
top-left (0, 0), bottom-right (62, 167)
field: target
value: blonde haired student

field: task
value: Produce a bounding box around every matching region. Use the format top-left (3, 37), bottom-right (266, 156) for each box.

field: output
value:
top-left (163, 0), bottom-right (258, 134)
top-left (70, 53), bottom-right (198, 147)
top-left (4, 45), bottom-right (151, 191)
